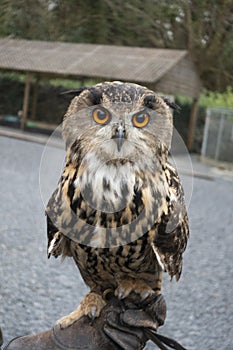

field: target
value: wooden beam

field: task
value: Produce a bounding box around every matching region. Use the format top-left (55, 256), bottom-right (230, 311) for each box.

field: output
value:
top-left (21, 73), bottom-right (32, 130)
top-left (31, 76), bottom-right (40, 120)
top-left (187, 96), bottom-right (199, 150)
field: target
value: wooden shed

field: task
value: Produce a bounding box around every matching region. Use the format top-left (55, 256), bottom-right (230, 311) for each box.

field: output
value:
top-left (0, 38), bottom-right (201, 148)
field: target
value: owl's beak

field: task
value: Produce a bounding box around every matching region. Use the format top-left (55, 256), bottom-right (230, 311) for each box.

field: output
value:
top-left (112, 124), bottom-right (126, 152)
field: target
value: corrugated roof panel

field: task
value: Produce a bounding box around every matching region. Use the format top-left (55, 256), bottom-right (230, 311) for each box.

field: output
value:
top-left (0, 38), bottom-right (200, 96)
top-left (0, 39), bottom-right (186, 79)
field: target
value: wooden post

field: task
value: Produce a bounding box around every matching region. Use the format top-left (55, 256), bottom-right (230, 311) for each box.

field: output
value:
top-left (21, 73), bottom-right (32, 130)
top-left (187, 96), bottom-right (199, 150)
top-left (31, 76), bottom-right (40, 120)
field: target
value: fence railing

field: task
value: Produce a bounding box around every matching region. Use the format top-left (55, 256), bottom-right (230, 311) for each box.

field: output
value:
top-left (201, 107), bottom-right (233, 163)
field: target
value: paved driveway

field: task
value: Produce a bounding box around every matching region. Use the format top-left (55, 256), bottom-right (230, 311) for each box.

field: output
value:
top-left (0, 134), bottom-right (232, 349)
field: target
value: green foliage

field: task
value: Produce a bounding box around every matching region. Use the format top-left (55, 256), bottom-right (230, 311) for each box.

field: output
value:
top-left (0, 73), bottom-right (70, 123)
top-left (174, 98), bottom-right (206, 153)
top-left (0, 71), bottom-right (26, 83)
top-left (49, 78), bottom-right (97, 89)
top-left (0, 75), bottom-right (24, 115)
top-left (0, 0), bottom-right (51, 39)
top-left (199, 87), bottom-right (233, 108)
top-left (176, 87), bottom-right (233, 108)
top-left (1, 71), bottom-right (232, 152)
top-left (174, 86), bottom-right (233, 152)
top-left (0, 1), bottom-right (232, 91)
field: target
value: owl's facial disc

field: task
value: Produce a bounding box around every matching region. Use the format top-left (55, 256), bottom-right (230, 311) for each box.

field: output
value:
top-left (112, 121), bottom-right (126, 152)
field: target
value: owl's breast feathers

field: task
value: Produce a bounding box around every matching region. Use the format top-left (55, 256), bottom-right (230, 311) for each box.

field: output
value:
top-left (46, 155), bottom-right (189, 282)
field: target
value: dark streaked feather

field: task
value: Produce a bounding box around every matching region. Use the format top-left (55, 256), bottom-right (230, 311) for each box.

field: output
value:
top-left (161, 97), bottom-right (180, 111)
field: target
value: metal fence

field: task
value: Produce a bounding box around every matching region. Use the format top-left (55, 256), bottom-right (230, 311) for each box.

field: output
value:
top-left (201, 107), bottom-right (233, 163)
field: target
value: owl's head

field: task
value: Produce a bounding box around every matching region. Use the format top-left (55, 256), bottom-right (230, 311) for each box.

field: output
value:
top-left (63, 81), bottom-right (176, 166)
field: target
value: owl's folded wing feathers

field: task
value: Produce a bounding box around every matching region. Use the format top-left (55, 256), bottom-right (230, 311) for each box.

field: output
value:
top-left (151, 162), bottom-right (189, 281)
top-left (46, 178), bottom-right (73, 259)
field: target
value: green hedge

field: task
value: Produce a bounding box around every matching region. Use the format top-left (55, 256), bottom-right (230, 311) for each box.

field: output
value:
top-left (174, 99), bottom-right (206, 153)
top-left (0, 75), bottom-right (71, 124)
top-left (1, 74), bottom-right (233, 152)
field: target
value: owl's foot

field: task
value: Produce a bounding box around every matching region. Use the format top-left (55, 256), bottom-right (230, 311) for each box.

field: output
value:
top-left (115, 279), bottom-right (156, 301)
top-left (56, 292), bottom-right (106, 329)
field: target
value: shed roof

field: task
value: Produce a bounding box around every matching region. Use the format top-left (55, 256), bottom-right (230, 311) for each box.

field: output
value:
top-left (0, 38), bottom-right (201, 97)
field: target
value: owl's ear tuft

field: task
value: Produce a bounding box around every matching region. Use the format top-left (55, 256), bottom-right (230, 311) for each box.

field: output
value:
top-left (61, 87), bottom-right (102, 106)
top-left (143, 95), bottom-right (157, 109)
top-left (161, 97), bottom-right (180, 111)
top-left (60, 87), bottom-right (89, 97)
top-left (144, 94), bottom-right (180, 111)
top-left (88, 88), bottom-right (103, 105)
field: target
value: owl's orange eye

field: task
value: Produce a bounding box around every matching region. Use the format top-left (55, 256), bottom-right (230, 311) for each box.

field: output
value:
top-left (92, 107), bottom-right (111, 125)
top-left (132, 111), bottom-right (150, 128)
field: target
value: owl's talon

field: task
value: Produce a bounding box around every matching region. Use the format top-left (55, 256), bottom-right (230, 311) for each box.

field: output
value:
top-left (140, 290), bottom-right (151, 300)
top-left (115, 278), bottom-right (135, 300)
top-left (119, 292), bottom-right (126, 300)
top-left (115, 279), bottom-right (156, 303)
top-left (115, 284), bottom-right (132, 300)
top-left (56, 292), bottom-right (106, 329)
top-left (89, 305), bottom-right (97, 320)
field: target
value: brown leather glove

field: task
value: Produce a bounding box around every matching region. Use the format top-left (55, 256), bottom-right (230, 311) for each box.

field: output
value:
top-left (2, 293), bottom-right (170, 350)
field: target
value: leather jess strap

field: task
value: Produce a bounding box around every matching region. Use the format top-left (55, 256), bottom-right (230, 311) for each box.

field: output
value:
top-left (145, 330), bottom-right (188, 350)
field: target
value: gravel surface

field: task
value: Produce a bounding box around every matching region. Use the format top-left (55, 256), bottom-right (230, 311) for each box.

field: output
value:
top-left (0, 135), bottom-right (232, 349)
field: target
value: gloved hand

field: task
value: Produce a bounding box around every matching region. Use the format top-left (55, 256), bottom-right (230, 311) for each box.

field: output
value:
top-left (103, 292), bottom-right (166, 350)
top-left (50, 292), bottom-right (164, 350)
top-left (104, 292), bottom-right (186, 350)
top-left (3, 292), bottom-right (186, 350)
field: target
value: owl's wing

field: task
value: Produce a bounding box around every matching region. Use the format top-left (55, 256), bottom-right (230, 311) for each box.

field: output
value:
top-left (46, 176), bottom-right (73, 259)
top-left (46, 212), bottom-right (63, 258)
top-left (151, 162), bottom-right (189, 281)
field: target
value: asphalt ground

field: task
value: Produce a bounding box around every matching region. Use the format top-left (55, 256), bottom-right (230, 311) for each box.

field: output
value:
top-left (0, 132), bottom-right (232, 349)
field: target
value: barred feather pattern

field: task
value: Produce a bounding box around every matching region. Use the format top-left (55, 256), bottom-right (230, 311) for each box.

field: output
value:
top-left (46, 81), bottom-right (189, 300)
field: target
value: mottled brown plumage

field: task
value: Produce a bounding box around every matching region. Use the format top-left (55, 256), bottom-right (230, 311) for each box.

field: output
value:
top-left (46, 81), bottom-right (189, 328)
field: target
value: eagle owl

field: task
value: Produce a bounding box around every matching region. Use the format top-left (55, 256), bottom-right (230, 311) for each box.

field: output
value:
top-left (46, 81), bottom-right (189, 328)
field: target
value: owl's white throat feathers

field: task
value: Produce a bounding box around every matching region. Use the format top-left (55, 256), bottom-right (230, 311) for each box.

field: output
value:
top-left (74, 153), bottom-right (139, 213)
